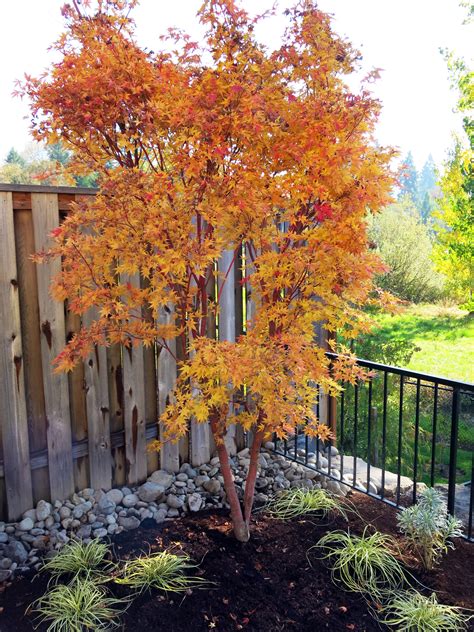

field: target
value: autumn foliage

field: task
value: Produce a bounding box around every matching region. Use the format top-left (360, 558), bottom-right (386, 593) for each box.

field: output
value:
top-left (24, 0), bottom-right (395, 541)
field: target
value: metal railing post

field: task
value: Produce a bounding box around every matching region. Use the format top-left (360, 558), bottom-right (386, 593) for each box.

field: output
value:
top-left (447, 387), bottom-right (460, 516)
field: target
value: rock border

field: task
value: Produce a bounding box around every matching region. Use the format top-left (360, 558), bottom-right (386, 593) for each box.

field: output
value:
top-left (0, 443), bottom-right (413, 582)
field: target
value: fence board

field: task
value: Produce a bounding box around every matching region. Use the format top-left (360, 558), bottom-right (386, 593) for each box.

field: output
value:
top-left (83, 309), bottom-right (112, 490)
top-left (0, 192), bottom-right (33, 519)
top-left (219, 249), bottom-right (237, 455)
top-left (121, 275), bottom-right (147, 484)
top-left (13, 207), bottom-right (50, 504)
top-left (158, 305), bottom-right (180, 472)
top-left (189, 269), bottom-right (211, 466)
top-left (31, 193), bottom-right (75, 502)
top-left (107, 344), bottom-right (126, 486)
top-left (143, 295), bottom-right (159, 476)
top-left (123, 342), bottom-right (148, 483)
top-left (66, 309), bottom-right (89, 491)
top-left (233, 247), bottom-right (245, 449)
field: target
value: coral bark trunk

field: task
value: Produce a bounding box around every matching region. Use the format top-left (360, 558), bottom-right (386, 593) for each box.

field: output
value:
top-left (243, 429), bottom-right (264, 525)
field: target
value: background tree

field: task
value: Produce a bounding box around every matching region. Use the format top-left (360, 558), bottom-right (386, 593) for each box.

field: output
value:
top-left (0, 142), bottom-right (98, 186)
top-left (368, 198), bottom-right (445, 303)
top-left (25, 0), bottom-right (395, 541)
top-left (417, 154), bottom-right (438, 223)
top-left (46, 143), bottom-right (99, 187)
top-left (434, 141), bottom-right (473, 308)
top-left (5, 147), bottom-right (26, 167)
top-left (435, 45), bottom-right (473, 309)
top-left (398, 151), bottom-right (418, 204)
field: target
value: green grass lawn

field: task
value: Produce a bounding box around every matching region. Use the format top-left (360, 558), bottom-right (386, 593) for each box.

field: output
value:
top-left (348, 304), bottom-right (473, 484)
top-left (359, 304), bottom-right (474, 383)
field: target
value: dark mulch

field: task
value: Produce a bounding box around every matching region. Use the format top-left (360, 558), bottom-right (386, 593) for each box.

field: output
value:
top-left (0, 492), bottom-right (473, 631)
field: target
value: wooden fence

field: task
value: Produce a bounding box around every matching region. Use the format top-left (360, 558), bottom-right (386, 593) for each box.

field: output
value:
top-left (0, 184), bottom-right (251, 521)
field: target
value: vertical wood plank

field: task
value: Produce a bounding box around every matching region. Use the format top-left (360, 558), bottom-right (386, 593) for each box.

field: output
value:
top-left (233, 246), bottom-right (245, 449)
top-left (121, 274), bottom-right (147, 485)
top-left (31, 193), bottom-right (75, 502)
top-left (190, 394), bottom-right (211, 466)
top-left (14, 208), bottom-right (50, 503)
top-left (244, 243), bottom-right (257, 446)
top-left (245, 243), bottom-right (257, 328)
top-left (143, 298), bottom-right (159, 475)
top-left (218, 249), bottom-right (237, 455)
top-left (107, 344), bottom-right (126, 486)
top-left (158, 305), bottom-right (180, 472)
top-left (83, 309), bottom-right (112, 490)
top-left (174, 313), bottom-right (190, 464)
top-left (189, 267), bottom-right (210, 466)
top-left (66, 309), bottom-right (89, 491)
top-left (0, 192), bottom-right (34, 519)
top-left (123, 343), bottom-right (147, 483)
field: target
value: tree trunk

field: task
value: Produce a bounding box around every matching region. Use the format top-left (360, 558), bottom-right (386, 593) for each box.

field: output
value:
top-left (210, 415), bottom-right (250, 542)
top-left (243, 429), bottom-right (264, 525)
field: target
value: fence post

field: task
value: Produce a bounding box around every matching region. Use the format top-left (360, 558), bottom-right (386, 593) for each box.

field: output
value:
top-left (0, 192), bottom-right (34, 519)
top-left (447, 387), bottom-right (460, 516)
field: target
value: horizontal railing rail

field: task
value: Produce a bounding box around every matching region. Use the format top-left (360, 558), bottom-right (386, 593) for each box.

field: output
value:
top-left (274, 353), bottom-right (474, 542)
top-left (325, 352), bottom-right (474, 391)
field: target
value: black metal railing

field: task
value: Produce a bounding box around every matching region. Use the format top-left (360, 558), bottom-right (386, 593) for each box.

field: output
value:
top-left (273, 353), bottom-right (474, 541)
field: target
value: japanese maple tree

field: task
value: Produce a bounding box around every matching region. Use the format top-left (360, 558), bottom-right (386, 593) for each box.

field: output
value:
top-left (24, 0), bottom-right (395, 541)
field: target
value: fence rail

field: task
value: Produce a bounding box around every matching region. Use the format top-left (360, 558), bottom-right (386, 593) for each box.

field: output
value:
top-left (275, 353), bottom-right (474, 541)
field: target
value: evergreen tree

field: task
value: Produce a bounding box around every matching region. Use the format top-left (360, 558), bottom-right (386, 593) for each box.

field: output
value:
top-left (5, 147), bottom-right (26, 167)
top-left (418, 154), bottom-right (438, 222)
top-left (47, 143), bottom-right (71, 166)
top-left (398, 151), bottom-right (418, 203)
top-left (48, 142), bottom-right (98, 187)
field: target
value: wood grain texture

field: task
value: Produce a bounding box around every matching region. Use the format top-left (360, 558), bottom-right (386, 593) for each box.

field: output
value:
top-left (31, 193), bottom-right (75, 502)
top-left (107, 344), bottom-right (126, 486)
top-left (218, 249), bottom-right (237, 455)
top-left (13, 208), bottom-right (50, 503)
top-left (0, 192), bottom-right (33, 519)
top-left (12, 192), bottom-right (31, 211)
top-left (0, 183), bottom-right (96, 195)
top-left (143, 298), bottom-right (159, 476)
top-left (158, 305), bottom-right (180, 472)
top-left (65, 309), bottom-right (89, 492)
top-left (121, 274), bottom-right (147, 484)
top-left (83, 309), bottom-right (112, 490)
top-left (233, 246), bottom-right (245, 450)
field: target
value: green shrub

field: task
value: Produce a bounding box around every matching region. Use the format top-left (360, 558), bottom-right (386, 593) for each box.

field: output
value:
top-left (368, 199), bottom-right (446, 303)
top-left (397, 487), bottom-right (463, 570)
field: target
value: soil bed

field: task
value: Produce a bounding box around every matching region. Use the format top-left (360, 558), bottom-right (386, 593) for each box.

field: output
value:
top-left (1, 492), bottom-right (473, 631)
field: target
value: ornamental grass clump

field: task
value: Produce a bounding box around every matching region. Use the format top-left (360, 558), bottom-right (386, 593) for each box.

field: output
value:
top-left (267, 487), bottom-right (348, 521)
top-left (41, 540), bottom-right (113, 583)
top-left (115, 551), bottom-right (209, 594)
top-left (314, 528), bottom-right (407, 600)
top-left (397, 487), bottom-right (463, 570)
top-left (381, 590), bottom-right (472, 631)
top-left (33, 578), bottom-right (124, 632)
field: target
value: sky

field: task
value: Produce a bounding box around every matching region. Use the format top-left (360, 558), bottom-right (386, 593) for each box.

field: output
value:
top-left (0, 0), bottom-right (472, 170)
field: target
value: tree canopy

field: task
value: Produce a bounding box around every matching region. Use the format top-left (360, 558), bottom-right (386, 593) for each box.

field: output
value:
top-left (24, 0), bottom-right (395, 540)
top-left (434, 47), bottom-right (473, 309)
